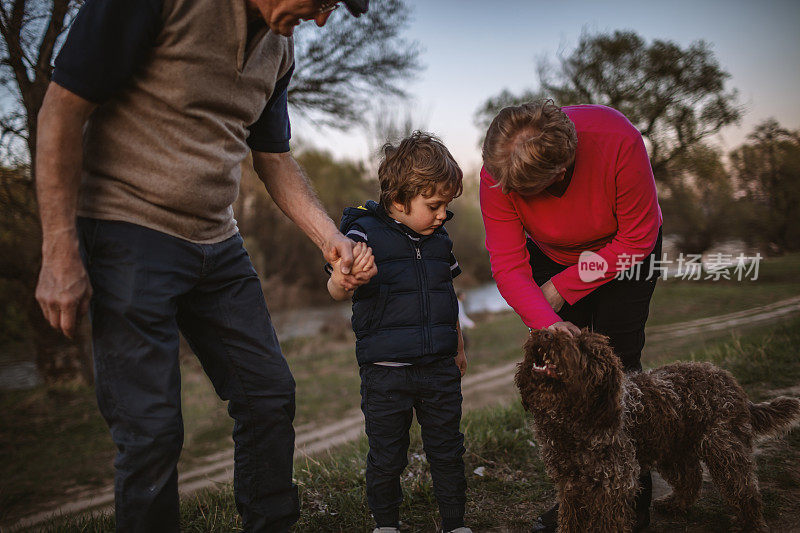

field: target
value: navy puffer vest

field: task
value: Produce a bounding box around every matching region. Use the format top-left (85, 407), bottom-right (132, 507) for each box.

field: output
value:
top-left (341, 201), bottom-right (459, 366)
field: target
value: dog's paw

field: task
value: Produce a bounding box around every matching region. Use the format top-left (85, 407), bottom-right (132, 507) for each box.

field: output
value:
top-left (727, 520), bottom-right (768, 533)
top-left (653, 494), bottom-right (691, 513)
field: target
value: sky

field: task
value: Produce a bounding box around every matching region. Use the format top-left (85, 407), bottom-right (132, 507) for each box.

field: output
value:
top-left (293, 0), bottom-right (800, 174)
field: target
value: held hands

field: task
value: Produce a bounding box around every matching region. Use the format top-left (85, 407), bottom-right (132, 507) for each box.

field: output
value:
top-left (347, 241), bottom-right (377, 282)
top-left (329, 241), bottom-right (377, 298)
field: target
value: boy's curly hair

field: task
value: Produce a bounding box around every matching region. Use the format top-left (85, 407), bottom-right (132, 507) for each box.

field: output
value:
top-left (378, 131), bottom-right (463, 211)
top-left (482, 99), bottom-right (577, 194)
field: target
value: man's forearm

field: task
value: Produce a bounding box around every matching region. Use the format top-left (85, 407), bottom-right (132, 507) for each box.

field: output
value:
top-left (36, 83), bottom-right (96, 253)
top-left (34, 83), bottom-right (97, 338)
top-left (252, 151), bottom-right (338, 250)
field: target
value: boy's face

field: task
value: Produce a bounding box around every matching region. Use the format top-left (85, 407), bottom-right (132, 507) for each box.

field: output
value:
top-left (390, 190), bottom-right (452, 235)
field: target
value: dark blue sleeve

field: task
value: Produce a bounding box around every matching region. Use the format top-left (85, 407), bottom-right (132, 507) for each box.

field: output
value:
top-left (52, 0), bottom-right (163, 103)
top-left (247, 63), bottom-right (294, 153)
top-left (450, 252), bottom-right (462, 279)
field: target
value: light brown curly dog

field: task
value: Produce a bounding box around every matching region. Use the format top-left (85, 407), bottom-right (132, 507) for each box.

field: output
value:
top-left (515, 329), bottom-right (800, 533)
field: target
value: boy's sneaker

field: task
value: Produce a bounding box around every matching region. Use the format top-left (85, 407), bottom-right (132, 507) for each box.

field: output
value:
top-left (442, 528), bottom-right (473, 533)
top-left (372, 528), bottom-right (400, 533)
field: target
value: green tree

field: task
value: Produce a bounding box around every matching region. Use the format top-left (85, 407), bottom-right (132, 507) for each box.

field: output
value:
top-left (729, 120), bottom-right (800, 252)
top-left (446, 176), bottom-right (492, 285)
top-left (474, 30), bottom-right (742, 189)
top-left (660, 143), bottom-right (737, 254)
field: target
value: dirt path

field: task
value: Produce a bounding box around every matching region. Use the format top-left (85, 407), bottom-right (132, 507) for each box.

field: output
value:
top-left (10, 296), bottom-right (800, 530)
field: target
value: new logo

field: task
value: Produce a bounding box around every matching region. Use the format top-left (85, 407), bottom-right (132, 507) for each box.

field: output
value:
top-left (578, 251), bottom-right (608, 282)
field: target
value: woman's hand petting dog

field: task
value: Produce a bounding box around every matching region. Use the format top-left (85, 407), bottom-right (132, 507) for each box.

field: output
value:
top-left (546, 321), bottom-right (581, 337)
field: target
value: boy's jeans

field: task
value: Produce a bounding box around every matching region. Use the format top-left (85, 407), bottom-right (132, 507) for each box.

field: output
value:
top-left (360, 358), bottom-right (466, 527)
top-left (78, 218), bottom-right (298, 532)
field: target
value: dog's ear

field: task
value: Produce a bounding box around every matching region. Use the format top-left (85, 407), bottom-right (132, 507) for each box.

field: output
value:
top-left (515, 359), bottom-right (535, 412)
top-left (578, 331), bottom-right (624, 427)
top-left (577, 330), bottom-right (611, 357)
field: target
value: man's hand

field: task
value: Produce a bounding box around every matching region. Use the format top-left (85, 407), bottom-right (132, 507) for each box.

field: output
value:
top-left (541, 279), bottom-right (566, 312)
top-left (546, 321), bottom-right (581, 337)
top-left (323, 231), bottom-right (356, 274)
top-left (35, 230), bottom-right (92, 339)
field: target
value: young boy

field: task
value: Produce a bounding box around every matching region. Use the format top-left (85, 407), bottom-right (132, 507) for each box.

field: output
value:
top-left (327, 132), bottom-right (471, 533)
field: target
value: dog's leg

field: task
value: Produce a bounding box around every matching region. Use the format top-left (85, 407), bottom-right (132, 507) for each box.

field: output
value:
top-left (559, 483), bottom-right (634, 533)
top-left (556, 490), bottom-right (583, 533)
top-left (700, 431), bottom-right (768, 532)
top-left (653, 454), bottom-right (702, 512)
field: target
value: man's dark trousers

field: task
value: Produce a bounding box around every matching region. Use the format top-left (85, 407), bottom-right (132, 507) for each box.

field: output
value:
top-left (360, 359), bottom-right (466, 528)
top-left (78, 218), bottom-right (299, 532)
top-left (528, 228), bottom-right (663, 530)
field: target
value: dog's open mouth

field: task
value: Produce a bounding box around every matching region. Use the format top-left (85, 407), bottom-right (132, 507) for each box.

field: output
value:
top-left (532, 350), bottom-right (559, 379)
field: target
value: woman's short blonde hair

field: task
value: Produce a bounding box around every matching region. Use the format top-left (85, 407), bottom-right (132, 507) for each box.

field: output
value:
top-left (482, 99), bottom-right (577, 194)
top-left (378, 131), bottom-right (463, 211)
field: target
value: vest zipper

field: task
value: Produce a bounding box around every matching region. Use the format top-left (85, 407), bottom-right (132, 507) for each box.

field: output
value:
top-left (410, 240), bottom-right (430, 356)
top-left (414, 243), bottom-right (433, 355)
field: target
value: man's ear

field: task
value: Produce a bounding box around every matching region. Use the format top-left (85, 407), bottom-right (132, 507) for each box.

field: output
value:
top-left (391, 200), bottom-right (406, 214)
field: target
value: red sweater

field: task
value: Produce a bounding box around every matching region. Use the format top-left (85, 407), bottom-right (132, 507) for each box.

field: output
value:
top-left (480, 105), bottom-right (662, 329)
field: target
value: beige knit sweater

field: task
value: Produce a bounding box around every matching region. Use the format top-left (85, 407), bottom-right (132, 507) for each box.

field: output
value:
top-left (78, 0), bottom-right (294, 243)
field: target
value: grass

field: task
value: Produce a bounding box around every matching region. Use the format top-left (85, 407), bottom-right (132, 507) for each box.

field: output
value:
top-left (39, 316), bottom-right (800, 532)
top-left (2, 252), bottom-right (800, 527)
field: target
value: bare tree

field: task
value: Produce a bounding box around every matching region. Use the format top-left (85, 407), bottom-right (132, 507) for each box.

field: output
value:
top-left (0, 0), bottom-right (89, 384)
top-left (0, 0), bottom-right (421, 384)
top-left (0, 0), bottom-right (80, 168)
top-left (290, 0), bottom-right (421, 127)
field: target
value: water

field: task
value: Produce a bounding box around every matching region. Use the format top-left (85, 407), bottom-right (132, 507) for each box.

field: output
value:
top-left (0, 360), bottom-right (41, 390)
top-left (462, 283), bottom-right (511, 314)
top-left (0, 283), bottom-right (507, 391)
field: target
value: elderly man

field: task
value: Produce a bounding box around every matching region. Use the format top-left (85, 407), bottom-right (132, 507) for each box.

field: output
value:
top-left (35, 0), bottom-right (370, 531)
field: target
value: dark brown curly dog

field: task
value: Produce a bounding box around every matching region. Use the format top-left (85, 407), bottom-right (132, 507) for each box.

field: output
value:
top-left (515, 329), bottom-right (800, 533)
